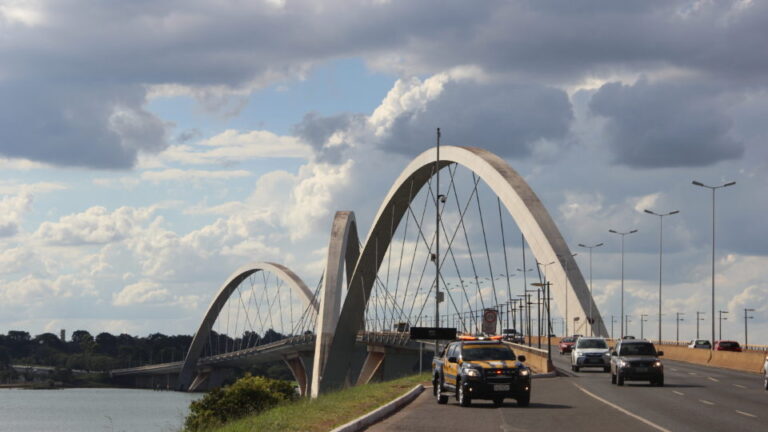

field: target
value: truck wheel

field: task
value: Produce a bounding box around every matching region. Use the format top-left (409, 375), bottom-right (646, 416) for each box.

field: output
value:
top-left (611, 372), bottom-right (616, 384)
top-left (436, 378), bottom-right (448, 404)
top-left (654, 377), bottom-right (664, 387)
top-left (573, 366), bottom-right (580, 372)
top-left (517, 391), bottom-right (530, 407)
top-left (458, 380), bottom-right (471, 407)
top-left (617, 373), bottom-right (624, 386)
top-left (603, 366), bottom-right (610, 373)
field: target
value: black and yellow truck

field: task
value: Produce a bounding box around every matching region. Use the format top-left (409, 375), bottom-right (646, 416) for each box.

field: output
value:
top-left (432, 336), bottom-right (531, 407)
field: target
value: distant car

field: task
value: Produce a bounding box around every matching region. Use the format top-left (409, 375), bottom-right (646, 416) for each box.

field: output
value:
top-left (571, 337), bottom-right (610, 372)
top-left (714, 340), bottom-right (742, 352)
top-left (763, 356), bottom-right (768, 391)
top-left (688, 339), bottom-right (712, 349)
top-left (621, 335), bottom-right (636, 340)
top-left (559, 337), bottom-right (576, 355)
top-left (610, 339), bottom-right (664, 386)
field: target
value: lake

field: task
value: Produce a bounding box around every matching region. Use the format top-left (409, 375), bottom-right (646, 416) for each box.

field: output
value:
top-left (0, 388), bottom-right (202, 432)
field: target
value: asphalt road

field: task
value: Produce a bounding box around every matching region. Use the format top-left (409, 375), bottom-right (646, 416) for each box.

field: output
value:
top-left (366, 352), bottom-right (766, 431)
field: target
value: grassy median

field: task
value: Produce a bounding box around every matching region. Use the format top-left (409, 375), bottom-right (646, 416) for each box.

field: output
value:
top-left (206, 372), bottom-right (430, 432)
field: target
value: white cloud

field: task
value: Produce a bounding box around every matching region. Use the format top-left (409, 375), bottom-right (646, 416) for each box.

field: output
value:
top-left (35, 206), bottom-right (156, 245)
top-left (113, 280), bottom-right (172, 306)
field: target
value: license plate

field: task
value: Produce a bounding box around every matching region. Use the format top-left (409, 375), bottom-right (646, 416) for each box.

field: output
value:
top-left (493, 384), bottom-right (510, 391)
top-left (635, 367), bottom-right (648, 373)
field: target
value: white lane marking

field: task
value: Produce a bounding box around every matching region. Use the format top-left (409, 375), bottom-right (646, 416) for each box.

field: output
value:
top-left (670, 368), bottom-right (678, 371)
top-left (699, 399), bottom-right (715, 405)
top-left (736, 410), bottom-right (757, 418)
top-left (688, 372), bottom-right (698, 376)
top-left (573, 383), bottom-right (672, 432)
top-left (672, 391), bottom-right (684, 396)
top-left (733, 384), bottom-right (746, 389)
top-left (707, 377), bottom-right (719, 382)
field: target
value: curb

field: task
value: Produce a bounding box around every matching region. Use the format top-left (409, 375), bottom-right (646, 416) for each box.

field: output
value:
top-left (330, 384), bottom-right (424, 432)
top-left (532, 371), bottom-right (557, 378)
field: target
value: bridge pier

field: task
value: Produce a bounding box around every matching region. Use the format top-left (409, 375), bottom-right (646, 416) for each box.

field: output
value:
top-left (189, 367), bottom-right (235, 392)
top-left (283, 351), bottom-right (314, 396)
top-left (356, 344), bottom-right (429, 386)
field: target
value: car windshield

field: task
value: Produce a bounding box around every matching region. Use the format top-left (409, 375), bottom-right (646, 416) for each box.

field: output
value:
top-left (619, 343), bottom-right (656, 356)
top-left (462, 346), bottom-right (516, 361)
top-left (720, 341), bottom-right (739, 348)
top-left (561, 337), bottom-right (574, 343)
top-left (577, 339), bottom-right (607, 349)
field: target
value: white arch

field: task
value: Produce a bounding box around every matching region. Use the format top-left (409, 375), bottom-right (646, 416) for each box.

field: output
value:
top-left (178, 262), bottom-right (316, 390)
top-left (316, 146), bottom-right (606, 393)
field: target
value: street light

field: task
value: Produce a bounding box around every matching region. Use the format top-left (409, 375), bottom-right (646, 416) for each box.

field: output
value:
top-left (744, 308), bottom-right (755, 348)
top-left (608, 229), bottom-right (638, 338)
top-left (696, 311), bottom-right (705, 339)
top-left (675, 312), bottom-right (685, 345)
top-left (557, 253), bottom-right (577, 336)
top-left (578, 242), bottom-right (604, 336)
top-left (625, 315), bottom-right (632, 337)
top-left (644, 209), bottom-right (680, 343)
top-left (531, 281), bottom-right (552, 364)
top-left (640, 314), bottom-right (648, 340)
top-left (692, 180), bottom-right (736, 349)
top-left (718, 310), bottom-right (729, 341)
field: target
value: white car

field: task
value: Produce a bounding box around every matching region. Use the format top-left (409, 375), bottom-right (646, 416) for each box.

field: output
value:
top-left (571, 337), bottom-right (610, 372)
top-left (687, 339), bottom-right (711, 349)
top-left (763, 356), bottom-right (768, 391)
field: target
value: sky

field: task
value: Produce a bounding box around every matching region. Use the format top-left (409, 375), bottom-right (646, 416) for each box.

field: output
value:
top-left (0, 0), bottom-right (766, 344)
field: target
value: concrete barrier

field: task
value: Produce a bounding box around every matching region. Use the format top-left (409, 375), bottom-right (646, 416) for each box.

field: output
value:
top-left (709, 350), bottom-right (766, 373)
top-left (506, 342), bottom-right (553, 373)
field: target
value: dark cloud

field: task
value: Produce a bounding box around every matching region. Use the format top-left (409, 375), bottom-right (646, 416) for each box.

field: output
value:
top-left (589, 79), bottom-right (744, 168)
top-left (292, 112), bottom-right (366, 164)
top-left (380, 81), bottom-right (573, 157)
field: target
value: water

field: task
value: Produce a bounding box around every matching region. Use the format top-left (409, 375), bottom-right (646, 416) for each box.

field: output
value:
top-left (0, 388), bottom-right (202, 432)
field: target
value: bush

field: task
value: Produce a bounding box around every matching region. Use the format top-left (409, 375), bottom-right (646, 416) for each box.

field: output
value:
top-left (184, 374), bottom-right (297, 431)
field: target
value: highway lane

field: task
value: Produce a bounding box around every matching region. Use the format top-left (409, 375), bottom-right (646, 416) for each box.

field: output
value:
top-left (551, 349), bottom-right (765, 431)
top-left (367, 376), bottom-right (657, 432)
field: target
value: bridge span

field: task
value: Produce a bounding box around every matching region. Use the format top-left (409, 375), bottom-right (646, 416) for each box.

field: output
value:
top-left (112, 146), bottom-right (608, 396)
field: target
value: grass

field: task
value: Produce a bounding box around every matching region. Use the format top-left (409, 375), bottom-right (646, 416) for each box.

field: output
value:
top-left (206, 372), bottom-right (430, 432)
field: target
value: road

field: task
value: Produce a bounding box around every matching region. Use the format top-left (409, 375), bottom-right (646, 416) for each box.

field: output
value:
top-left (367, 350), bottom-right (766, 431)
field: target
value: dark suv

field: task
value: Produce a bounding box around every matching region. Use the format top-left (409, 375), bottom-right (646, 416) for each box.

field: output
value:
top-left (610, 340), bottom-right (664, 386)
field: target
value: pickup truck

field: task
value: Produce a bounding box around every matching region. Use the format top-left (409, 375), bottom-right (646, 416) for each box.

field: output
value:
top-left (433, 337), bottom-right (531, 407)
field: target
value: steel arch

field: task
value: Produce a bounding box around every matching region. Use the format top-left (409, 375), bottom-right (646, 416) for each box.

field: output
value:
top-left (178, 261), bottom-right (316, 390)
top-left (316, 146), bottom-right (606, 393)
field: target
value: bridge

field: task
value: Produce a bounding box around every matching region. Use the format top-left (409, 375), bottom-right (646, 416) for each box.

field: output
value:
top-left (112, 145), bottom-right (607, 396)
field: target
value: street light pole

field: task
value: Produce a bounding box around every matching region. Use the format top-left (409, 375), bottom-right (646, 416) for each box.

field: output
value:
top-left (578, 243), bottom-right (604, 336)
top-left (744, 308), bottom-right (755, 348)
top-left (693, 180), bottom-right (735, 349)
top-left (531, 282), bottom-right (552, 365)
top-left (696, 311), bottom-right (704, 339)
top-left (718, 310), bottom-right (729, 341)
top-left (625, 315), bottom-right (631, 337)
top-left (557, 253), bottom-right (577, 337)
top-left (608, 229), bottom-right (638, 339)
top-left (676, 312), bottom-right (685, 345)
top-left (640, 314), bottom-right (648, 340)
top-left (610, 315), bottom-right (616, 340)
top-left (644, 209), bottom-right (679, 344)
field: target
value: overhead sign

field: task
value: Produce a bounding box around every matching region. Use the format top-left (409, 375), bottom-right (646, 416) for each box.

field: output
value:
top-left (409, 327), bottom-right (457, 340)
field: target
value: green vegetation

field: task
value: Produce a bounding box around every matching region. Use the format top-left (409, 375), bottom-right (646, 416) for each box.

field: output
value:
top-left (198, 373), bottom-right (429, 432)
top-left (185, 374), bottom-right (297, 431)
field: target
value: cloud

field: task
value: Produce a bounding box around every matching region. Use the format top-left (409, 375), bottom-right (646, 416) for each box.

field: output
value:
top-left (35, 206), bottom-right (156, 245)
top-left (589, 78), bottom-right (744, 167)
top-left (0, 192), bottom-right (32, 237)
top-left (113, 280), bottom-right (172, 306)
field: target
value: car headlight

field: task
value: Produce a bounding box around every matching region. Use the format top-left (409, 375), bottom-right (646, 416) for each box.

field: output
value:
top-left (617, 360), bottom-right (626, 367)
top-left (519, 369), bottom-right (530, 376)
top-left (653, 361), bottom-right (662, 368)
top-left (464, 368), bottom-right (481, 377)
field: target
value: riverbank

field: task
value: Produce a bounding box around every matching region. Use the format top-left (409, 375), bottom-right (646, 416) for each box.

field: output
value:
top-left (205, 373), bottom-right (430, 432)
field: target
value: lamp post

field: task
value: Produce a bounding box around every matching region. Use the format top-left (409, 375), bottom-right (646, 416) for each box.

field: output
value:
top-left (675, 312), bottom-right (685, 345)
top-left (640, 314), bottom-right (648, 340)
top-left (557, 253), bottom-right (578, 337)
top-left (531, 282), bottom-right (552, 364)
top-left (692, 180), bottom-right (736, 349)
top-left (608, 229), bottom-right (638, 339)
top-left (625, 315), bottom-right (631, 337)
top-left (696, 311), bottom-right (705, 339)
top-left (610, 315), bottom-right (617, 340)
top-left (644, 209), bottom-right (679, 344)
top-left (578, 242), bottom-right (604, 336)
top-left (718, 310), bottom-right (728, 341)
top-left (744, 308), bottom-right (755, 348)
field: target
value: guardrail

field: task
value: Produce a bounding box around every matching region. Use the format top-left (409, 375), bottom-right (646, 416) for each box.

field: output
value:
top-left (505, 342), bottom-right (553, 373)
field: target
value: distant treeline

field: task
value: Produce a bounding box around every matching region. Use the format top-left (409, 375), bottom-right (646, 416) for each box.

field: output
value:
top-left (0, 329), bottom-right (295, 382)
